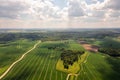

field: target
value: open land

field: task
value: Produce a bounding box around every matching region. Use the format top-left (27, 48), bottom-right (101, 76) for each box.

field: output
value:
top-left (0, 29), bottom-right (120, 80)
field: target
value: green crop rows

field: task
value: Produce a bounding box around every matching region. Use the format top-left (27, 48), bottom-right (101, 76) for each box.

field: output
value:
top-left (2, 41), bottom-right (68, 80)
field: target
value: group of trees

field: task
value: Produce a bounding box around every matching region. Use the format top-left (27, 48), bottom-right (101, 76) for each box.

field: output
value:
top-left (41, 42), bottom-right (68, 50)
top-left (98, 48), bottom-right (120, 57)
top-left (60, 50), bottom-right (85, 69)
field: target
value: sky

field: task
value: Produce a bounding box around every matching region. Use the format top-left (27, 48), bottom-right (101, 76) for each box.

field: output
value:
top-left (0, 0), bottom-right (120, 29)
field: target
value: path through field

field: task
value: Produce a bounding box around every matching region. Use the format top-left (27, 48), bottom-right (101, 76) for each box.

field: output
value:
top-left (0, 40), bottom-right (41, 80)
top-left (2, 41), bottom-right (67, 80)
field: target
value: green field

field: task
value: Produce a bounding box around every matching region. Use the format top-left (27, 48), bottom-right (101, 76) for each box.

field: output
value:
top-left (1, 39), bottom-right (120, 80)
top-left (78, 52), bottom-right (120, 80)
top-left (0, 39), bottom-right (36, 76)
top-left (2, 41), bottom-right (69, 80)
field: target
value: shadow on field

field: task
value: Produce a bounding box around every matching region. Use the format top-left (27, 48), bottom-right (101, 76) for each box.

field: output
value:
top-left (98, 57), bottom-right (120, 80)
top-left (106, 57), bottom-right (120, 80)
top-left (4, 67), bottom-right (33, 80)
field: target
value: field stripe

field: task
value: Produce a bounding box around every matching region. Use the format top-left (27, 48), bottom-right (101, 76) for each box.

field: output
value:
top-left (3, 54), bottom-right (33, 79)
top-left (56, 71), bottom-right (58, 80)
top-left (37, 54), bottom-right (49, 80)
top-left (50, 53), bottom-right (59, 80)
top-left (85, 62), bottom-right (101, 80)
top-left (49, 60), bottom-right (54, 80)
top-left (14, 55), bottom-right (37, 80)
top-left (0, 40), bottom-right (41, 80)
top-left (18, 55), bottom-right (38, 80)
top-left (25, 56), bottom-right (40, 80)
top-left (84, 63), bottom-right (96, 80)
top-left (77, 52), bottom-right (90, 80)
top-left (11, 55), bottom-right (33, 79)
top-left (61, 73), bottom-right (63, 80)
top-left (82, 64), bottom-right (90, 80)
top-left (43, 56), bottom-right (51, 80)
top-left (31, 55), bottom-right (45, 80)
top-left (3, 54), bottom-right (37, 80)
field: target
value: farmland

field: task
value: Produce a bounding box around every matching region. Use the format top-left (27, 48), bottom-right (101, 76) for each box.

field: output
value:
top-left (0, 29), bottom-right (120, 80)
top-left (0, 39), bottom-right (37, 76)
top-left (2, 40), bottom-right (73, 80)
top-left (78, 52), bottom-right (120, 80)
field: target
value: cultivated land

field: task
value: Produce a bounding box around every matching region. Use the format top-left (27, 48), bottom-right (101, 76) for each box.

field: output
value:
top-left (0, 40), bottom-right (41, 79)
top-left (0, 29), bottom-right (120, 80)
top-left (1, 39), bottom-right (120, 80)
top-left (0, 39), bottom-right (37, 76)
top-left (2, 41), bottom-right (68, 80)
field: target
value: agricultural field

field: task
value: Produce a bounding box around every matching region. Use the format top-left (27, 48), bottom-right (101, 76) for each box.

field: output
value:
top-left (0, 39), bottom-right (37, 76)
top-left (1, 40), bottom-right (87, 80)
top-left (0, 29), bottom-right (120, 80)
top-left (78, 52), bottom-right (120, 80)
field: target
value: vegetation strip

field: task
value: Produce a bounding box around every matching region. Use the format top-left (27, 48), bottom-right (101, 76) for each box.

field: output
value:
top-left (43, 56), bottom-right (51, 80)
top-left (0, 40), bottom-right (41, 80)
top-left (13, 55), bottom-right (37, 80)
top-left (7, 55), bottom-right (34, 79)
top-left (31, 56), bottom-right (45, 80)
top-left (25, 56), bottom-right (40, 80)
top-left (38, 54), bottom-right (49, 80)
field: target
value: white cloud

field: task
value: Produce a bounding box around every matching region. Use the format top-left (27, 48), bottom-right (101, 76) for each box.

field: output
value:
top-left (68, 0), bottom-right (85, 17)
top-left (105, 0), bottom-right (120, 10)
top-left (0, 0), bottom-right (31, 19)
top-left (0, 0), bottom-right (120, 28)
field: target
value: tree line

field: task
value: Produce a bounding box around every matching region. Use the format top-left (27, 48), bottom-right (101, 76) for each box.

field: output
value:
top-left (98, 48), bottom-right (120, 57)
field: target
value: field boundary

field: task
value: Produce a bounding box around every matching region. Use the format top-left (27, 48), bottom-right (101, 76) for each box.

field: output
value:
top-left (0, 40), bottom-right (41, 80)
top-left (66, 52), bottom-right (89, 80)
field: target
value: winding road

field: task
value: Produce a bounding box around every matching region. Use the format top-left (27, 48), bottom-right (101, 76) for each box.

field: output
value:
top-left (0, 40), bottom-right (41, 80)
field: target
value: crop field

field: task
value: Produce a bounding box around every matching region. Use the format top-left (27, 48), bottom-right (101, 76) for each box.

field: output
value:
top-left (78, 52), bottom-right (120, 80)
top-left (2, 41), bottom-right (71, 80)
top-left (1, 39), bottom-right (120, 80)
top-left (0, 39), bottom-right (36, 76)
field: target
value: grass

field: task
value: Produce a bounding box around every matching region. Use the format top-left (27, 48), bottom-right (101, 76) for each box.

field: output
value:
top-left (0, 39), bottom-right (36, 76)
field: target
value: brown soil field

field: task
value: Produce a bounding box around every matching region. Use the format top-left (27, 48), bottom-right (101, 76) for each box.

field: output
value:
top-left (79, 41), bottom-right (99, 52)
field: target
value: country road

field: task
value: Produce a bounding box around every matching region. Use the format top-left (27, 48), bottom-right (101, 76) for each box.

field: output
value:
top-left (0, 40), bottom-right (41, 80)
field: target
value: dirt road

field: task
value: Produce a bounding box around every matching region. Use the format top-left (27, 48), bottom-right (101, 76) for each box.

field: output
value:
top-left (0, 40), bottom-right (41, 80)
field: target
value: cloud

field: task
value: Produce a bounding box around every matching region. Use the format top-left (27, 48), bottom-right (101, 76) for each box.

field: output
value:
top-left (0, 0), bottom-right (30, 19)
top-left (68, 0), bottom-right (85, 17)
top-left (0, 0), bottom-right (119, 28)
top-left (31, 0), bottom-right (61, 20)
top-left (105, 0), bottom-right (120, 10)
